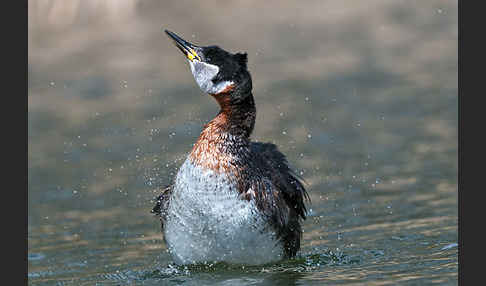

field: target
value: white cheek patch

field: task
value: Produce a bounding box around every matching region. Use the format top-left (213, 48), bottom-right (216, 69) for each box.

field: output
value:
top-left (189, 60), bottom-right (234, 94)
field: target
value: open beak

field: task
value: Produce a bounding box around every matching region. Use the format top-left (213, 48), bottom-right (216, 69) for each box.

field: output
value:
top-left (165, 30), bottom-right (202, 62)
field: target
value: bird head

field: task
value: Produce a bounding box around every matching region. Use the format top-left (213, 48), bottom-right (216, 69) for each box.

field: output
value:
top-left (165, 30), bottom-right (252, 103)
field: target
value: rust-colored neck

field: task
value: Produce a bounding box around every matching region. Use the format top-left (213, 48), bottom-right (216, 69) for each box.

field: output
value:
top-left (189, 91), bottom-right (256, 172)
top-left (209, 90), bottom-right (256, 138)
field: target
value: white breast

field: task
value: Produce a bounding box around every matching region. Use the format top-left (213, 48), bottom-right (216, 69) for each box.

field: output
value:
top-left (164, 159), bottom-right (283, 265)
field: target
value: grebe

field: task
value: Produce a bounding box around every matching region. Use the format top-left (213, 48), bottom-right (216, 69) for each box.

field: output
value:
top-left (152, 30), bottom-right (309, 265)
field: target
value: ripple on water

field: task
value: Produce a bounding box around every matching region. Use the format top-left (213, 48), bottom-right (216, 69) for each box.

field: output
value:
top-left (124, 250), bottom-right (361, 282)
top-left (440, 242), bottom-right (458, 251)
top-left (28, 253), bottom-right (46, 261)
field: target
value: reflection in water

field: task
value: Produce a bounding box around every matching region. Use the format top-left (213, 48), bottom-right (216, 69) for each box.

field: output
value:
top-left (28, 0), bottom-right (457, 285)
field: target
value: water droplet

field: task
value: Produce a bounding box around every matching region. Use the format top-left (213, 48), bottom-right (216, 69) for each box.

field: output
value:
top-left (307, 133), bottom-right (312, 139)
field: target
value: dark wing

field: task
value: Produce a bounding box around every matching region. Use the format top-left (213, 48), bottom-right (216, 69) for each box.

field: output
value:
top-left (250, 142), bottom-right (309, 219)
top-left (150, 184), bottom-right (173, 230)
top-left (249, 142), bottom-right (310, 257)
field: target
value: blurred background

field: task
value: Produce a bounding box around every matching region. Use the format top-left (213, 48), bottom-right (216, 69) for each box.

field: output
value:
top-left (28, 1), bottom-right (458, 285)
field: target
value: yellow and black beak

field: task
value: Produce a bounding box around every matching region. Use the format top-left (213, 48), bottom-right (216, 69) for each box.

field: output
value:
top-left (165, 30), bottom-right (202, 62)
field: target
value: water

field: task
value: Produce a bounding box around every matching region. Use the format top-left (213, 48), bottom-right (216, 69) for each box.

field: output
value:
top-left (28, 1), bottom-right (458, 285)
